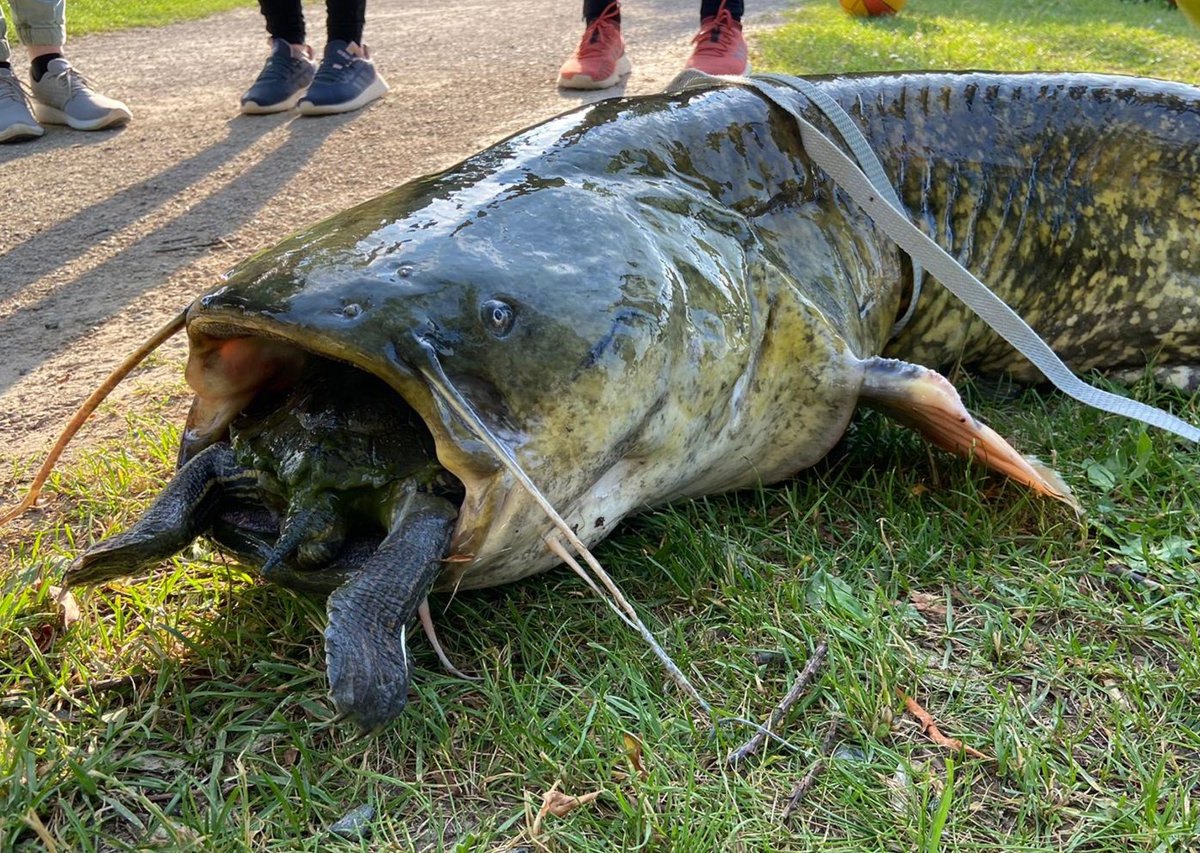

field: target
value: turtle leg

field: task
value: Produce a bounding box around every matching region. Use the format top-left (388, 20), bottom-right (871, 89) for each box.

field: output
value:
top-left (66, 443), bottom-right (258, 587)
top-left (324, 489), bottom-right (457, 732)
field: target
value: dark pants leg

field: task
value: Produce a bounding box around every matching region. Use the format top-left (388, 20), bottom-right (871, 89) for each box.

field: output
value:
top-left (259, 0), bottom-right (305, 44)
top-left (327, 0), bottom-right (368, 44)
top-left (582, 0), bottom-right (617, 24)
top-left (700, 0), bottom-right (743, 20)
top-left (582, 0), bottom-right (742, 25)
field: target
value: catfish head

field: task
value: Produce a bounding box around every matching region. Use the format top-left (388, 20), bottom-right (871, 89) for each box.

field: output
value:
top-left (179, 136), bottom-right (771, 590)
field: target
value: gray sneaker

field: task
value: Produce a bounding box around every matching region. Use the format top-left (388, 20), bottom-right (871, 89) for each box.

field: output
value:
top-left (30, 57), bottom-right (131, 131)
top-left (0, 67), bottom-right (44, 143)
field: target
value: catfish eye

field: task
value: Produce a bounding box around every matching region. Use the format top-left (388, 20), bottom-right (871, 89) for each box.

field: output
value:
top-left (480, 299), bottom-right (515, 337)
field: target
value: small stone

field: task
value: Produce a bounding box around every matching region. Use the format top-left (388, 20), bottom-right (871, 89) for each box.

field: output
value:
top-left (832, 745), bottom-right (866, 762)
top-left (751, 650), bottom-right (786, 668)
top-left (330, 803), bottom-right (375, 840)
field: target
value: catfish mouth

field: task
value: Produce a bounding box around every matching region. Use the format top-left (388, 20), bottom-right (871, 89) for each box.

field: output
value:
top-left (179, 315), bottom-right (501, 573)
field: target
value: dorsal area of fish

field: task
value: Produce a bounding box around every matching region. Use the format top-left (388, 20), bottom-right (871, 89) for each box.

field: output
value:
top-left (798, 71), bottom-right (1200, 384)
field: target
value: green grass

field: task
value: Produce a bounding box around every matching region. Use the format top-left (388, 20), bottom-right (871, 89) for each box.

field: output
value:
top-left (2, 0), bottom-right (256, 40)
top-left (6, 0), bottom-right (1200, 851)
top-left (759, 0), bottom-right (1200, 78)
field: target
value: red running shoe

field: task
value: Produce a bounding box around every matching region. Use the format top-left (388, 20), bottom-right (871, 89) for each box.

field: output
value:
top-left (684, 5), bottom-right (750, 77)
top-left (558, 3), bottom-right (632, 90)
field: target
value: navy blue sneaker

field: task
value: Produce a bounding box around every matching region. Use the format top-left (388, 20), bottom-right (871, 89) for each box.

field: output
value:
top-left (241, 38), bottom-right (317, 115)
top-left (298, 41), bottom-right (389, 116)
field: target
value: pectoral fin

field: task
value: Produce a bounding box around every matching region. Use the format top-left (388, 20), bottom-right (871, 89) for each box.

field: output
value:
top-left (859, 357), bottom-right (1078, 511)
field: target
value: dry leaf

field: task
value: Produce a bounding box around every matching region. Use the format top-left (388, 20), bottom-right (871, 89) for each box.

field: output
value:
top-left (544, 788), bottom-right (601, 818)
top-left (530, 780), bottom-right (602, 838)
top-left (31, 624), bottom-right (55, 652)
top-left (908, 590), bottom-right (947, 620)
top-left (48, 585), bottom-right (80, 630)
top-left (885, 761), bottom-right (916, 815)
top-left (899, 692), bottom-right (988, 760)
top-left (623, 732), bottom-right (648, 780)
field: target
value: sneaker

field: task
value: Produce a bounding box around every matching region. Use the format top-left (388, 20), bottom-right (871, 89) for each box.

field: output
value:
top-left (684, 6), bottom-right (750, 77)
top-left (297, 41), bottom-right (389, 116)
top-left (241, 38), bottom-right (317, 114)
top-left (0, 67), bottom-right (43, 143)
top-left (30, 57), bottom-right (131, 130)
top-left (557, 3), bottom-right (631, 90)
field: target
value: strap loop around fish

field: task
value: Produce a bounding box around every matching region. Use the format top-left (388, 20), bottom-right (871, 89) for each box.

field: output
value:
top-left (666, 70), bottom-right (1200, 444)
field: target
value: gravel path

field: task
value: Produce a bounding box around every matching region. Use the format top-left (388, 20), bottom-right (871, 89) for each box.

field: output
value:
top-left (0, 0), bottom-right (792, 481)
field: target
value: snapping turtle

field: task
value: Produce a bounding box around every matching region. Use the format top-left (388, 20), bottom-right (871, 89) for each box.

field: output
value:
top-left (67, 359), bottom-right (464, 730)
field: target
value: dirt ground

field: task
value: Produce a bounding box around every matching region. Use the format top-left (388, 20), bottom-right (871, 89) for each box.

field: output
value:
top-left (0, 0), bottom-right (792, 487)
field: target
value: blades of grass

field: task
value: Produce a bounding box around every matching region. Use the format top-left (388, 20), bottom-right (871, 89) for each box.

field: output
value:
top-left (926, 757), bottom-right (955, 853)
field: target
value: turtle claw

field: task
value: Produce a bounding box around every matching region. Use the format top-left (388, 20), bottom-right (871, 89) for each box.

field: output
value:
top-left (325, 620), bottom-right (411, 733)
top-left (322, 491), bottom-right (456, 731)
top-left (67, 443), bottom-right (257, 588)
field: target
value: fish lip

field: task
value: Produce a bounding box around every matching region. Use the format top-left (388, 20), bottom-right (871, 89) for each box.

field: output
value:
top-left (182, 305), bottom-right (502, 564)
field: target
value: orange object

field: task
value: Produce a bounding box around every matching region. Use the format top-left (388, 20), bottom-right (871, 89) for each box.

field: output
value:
top-left (840, 0), bottom-right (907, 17)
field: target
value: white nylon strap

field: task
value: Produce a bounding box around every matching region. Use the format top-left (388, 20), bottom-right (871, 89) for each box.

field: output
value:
top-left (666, 71), bottom-right (1200, 443)
top-left (751, 72), bottom-right (926, 337)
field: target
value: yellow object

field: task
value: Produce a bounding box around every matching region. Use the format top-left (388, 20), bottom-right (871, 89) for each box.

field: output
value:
top-left (1179, 0), bottom-right (1200, 29)
top-left (840, 0), bottom-right (907, 17)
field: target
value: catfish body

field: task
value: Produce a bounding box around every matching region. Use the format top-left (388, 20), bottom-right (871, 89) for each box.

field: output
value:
top-left (78, 72), bottom-right (1200, 594)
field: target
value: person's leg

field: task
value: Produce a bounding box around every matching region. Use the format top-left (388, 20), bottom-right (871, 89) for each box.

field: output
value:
top-left (0, 3), bottom-right (9, 67)
top-left (9, 0), bottom-right (132, 131)
top-left (685, 0), bottom-right (749, 76)
top-left (296, 0), bottom-right (388, 116)
top-left (9, 0), bottom-right (66, 60)
top-left (259, 0), bottom-right (307, 45)
top-left (0, 2), bottom-right (45, 142)
top-left (558, 0), bottom-right (630, 90)
top-left (582, 0), bottom-right (615, 24)
top-left (700, 0), bottom-right (743, 21)
top-left (325, 0), bottom-right (366, 44)
top-left (12, 0), bottom-right (66, 82)
top-left (241, 0), bottom-right (318, 114)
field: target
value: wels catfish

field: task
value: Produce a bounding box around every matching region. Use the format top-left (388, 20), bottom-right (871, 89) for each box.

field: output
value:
top-left (7, 71), bottom-right (1200, 728)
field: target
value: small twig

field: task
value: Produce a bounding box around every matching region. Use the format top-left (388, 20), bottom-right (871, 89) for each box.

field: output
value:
top-left (899, 691), bottom-right (988, 760)
top-left (68, 675), bottom-right (139, 698)
top-left (0, 309), bottom-right (187, 528)
top-left (727, 640), bottom-right (828, 767)
top-left (22, 809), bottom-right (58, 852)
top-left (782, 717), bottom-right (840, 820)
top-left (1104, 560), bottom-right (1162, 590)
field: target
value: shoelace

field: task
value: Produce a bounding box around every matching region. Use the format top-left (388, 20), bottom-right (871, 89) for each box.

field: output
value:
top-left (0, 72), bottom-right (34, 105)
top-left (257, 51), bottom-right (306, 83)
top-left (691, 9), bottom-right (742, 55)
top-left (44, 64), bottom-right (98, 98)
top-left (314, 50), bottom-right (360, 84)
top-left (577, 3), bottom-right (622, 57)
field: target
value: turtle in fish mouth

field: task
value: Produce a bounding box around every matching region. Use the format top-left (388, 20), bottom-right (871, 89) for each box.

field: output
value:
top-left (68, 358), bottom-right (465, 731)
top-left (8, 69), bottom-right (1200, 731)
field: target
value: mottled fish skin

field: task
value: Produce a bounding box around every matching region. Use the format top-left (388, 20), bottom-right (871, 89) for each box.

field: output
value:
top-left (182, 72), bottom-right (1200, 590)
top-left (811, 72), bottom-right (1200, 385)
